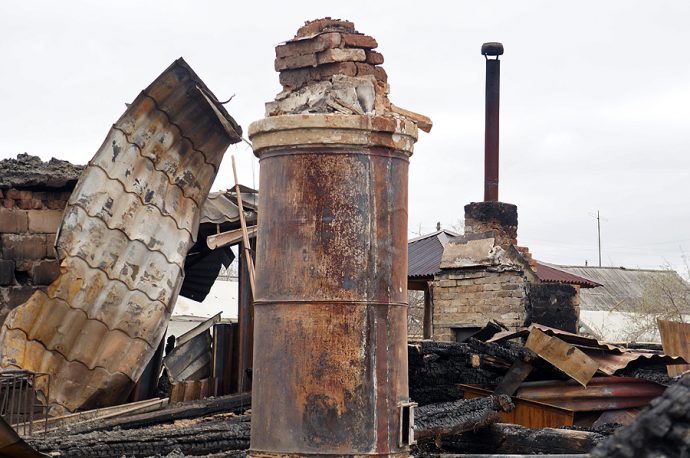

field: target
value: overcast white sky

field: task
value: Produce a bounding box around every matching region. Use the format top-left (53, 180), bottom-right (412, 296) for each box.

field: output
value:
top-left (1, 1), bottom-right (689, 271)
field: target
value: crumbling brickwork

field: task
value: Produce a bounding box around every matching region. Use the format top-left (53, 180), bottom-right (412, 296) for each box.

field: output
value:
top-left (433, 268), bottom-right (528, 341)
top-left (464, 201), bottom-right (517, 249)
top-left (525, 283), bottom-right (580, 333)
top-left (0, 154), bottom-right (82, 325)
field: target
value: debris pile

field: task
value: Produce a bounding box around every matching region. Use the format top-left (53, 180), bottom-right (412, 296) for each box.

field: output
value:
top-left (408, 322), bottom-right (688, 455)
top-left (0, 153), bottom-right (84, 190)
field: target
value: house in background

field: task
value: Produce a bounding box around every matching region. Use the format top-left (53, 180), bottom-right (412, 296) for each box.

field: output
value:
top-left (551, 265), bottom-right (690, 342)
top-left (407, 202), bottom-right (600, 340)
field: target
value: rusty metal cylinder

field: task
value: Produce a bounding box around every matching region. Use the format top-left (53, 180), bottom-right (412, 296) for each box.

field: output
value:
top-left (248, 114), bottom-right (418, 457)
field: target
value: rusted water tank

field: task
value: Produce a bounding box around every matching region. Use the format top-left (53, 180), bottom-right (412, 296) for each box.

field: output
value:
top-left (249, 114), bottom-right (417, 457)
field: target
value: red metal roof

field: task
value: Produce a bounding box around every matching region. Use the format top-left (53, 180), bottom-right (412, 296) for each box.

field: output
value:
top-left (534, 262), bottom-right (601, 288)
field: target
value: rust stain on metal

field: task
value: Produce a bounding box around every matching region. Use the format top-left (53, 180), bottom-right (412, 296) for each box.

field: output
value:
top-left (248, 18), bottom-right (425, 457)
top-left (658, 319), bottom-right (690, 376)
top-left (516, 377), bottom-right (666, 411)
top-left (0, 58), bottom-right (241, 413)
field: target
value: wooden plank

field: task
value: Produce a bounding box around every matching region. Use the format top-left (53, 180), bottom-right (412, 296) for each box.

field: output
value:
top-left (14, 398), bottom-right (168, 433)
top-left (462, 385), bottom-right (575, 429)
top-left (445, 423), bottom-right (601, 455)
top-left (66, 392), bottom-right (252, 435)
top-left (494, 359), bottom-right (533, 396)
top-left (657, 319), bottom-right (690, 376)
top-left (525, 328), bottom-right (598, 387)
top-left (207, 225), bottom-right (257, 250)
top-left (176, 313), bottom-right (221, 347)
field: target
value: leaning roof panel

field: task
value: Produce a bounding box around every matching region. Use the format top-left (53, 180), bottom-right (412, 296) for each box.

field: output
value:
top-left (0, 58), bottom-right (241, 413)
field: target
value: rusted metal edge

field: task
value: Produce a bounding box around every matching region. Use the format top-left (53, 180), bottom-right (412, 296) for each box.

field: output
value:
top-left (0, 417), bottom-right (47, 458)
top-left (248, 114), bottom-right (418, 156)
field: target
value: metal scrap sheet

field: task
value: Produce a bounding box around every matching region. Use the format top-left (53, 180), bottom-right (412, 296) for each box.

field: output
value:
top-left (0, 58), bottom-right (241, 413)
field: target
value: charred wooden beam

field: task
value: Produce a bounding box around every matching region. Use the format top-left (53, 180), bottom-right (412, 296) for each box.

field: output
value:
top-left (408, 341), bottom-right (505, 405)
top-left (414, 395), bottom-right (514, 440)
top-left (433, 422), bottom-right (604, 455)
top-left (63, 392), bottom-right (251, 435)
top-left (30, 416), bottom-right (250, 458)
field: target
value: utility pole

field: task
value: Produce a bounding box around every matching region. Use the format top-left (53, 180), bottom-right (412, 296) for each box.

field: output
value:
top-left (597, 210), bottom-right (602, 267)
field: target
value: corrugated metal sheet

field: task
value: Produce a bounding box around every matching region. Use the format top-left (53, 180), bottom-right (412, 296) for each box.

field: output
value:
top-left (490, 324), bottom-right (687, 375)
top-left (516, 377), bottom-right (666, 411)
top-left (658, 319), bottom-right (690, 376)
top-left (200, 189), bottom-right (258, 225)
top-left (551, 265), bottom-right (689, 312)
top-left (408, 230), bottom-right (459, 278)
top-left (534, 262), bottom-right (601, 289)
top-left (0, 58), bottom-right (241, 413)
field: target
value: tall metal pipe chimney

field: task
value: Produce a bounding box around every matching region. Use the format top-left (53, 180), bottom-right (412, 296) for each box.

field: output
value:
top-left (482, 42), bottom-right (503, 202)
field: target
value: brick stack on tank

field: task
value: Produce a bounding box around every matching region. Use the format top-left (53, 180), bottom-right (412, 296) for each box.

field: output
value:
top-left (265, 17), bottom-right (432, 131)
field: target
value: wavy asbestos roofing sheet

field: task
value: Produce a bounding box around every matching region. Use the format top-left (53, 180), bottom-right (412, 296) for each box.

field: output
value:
top-left (0, 58), bottom-right (241, 413)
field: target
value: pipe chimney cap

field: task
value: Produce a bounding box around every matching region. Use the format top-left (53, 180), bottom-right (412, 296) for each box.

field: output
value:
top-left (481, 42), bottom-right (504, 56)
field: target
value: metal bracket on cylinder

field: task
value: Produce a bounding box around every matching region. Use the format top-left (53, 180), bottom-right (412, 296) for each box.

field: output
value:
top-left (399, 401), bottom-right (418, 447)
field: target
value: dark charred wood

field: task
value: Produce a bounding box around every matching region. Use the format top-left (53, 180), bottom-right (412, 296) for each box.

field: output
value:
top-left (423, 423), bottom-right (604, 455)
top-left (30, 415), bottom-right (250, 457)
top-left (590, 373), bottom-right (690, 457)
top-left (414, 395), bottom-right (514, 440)
top-left (466, 337), bottom-right (535, 364)
top-left (616, 366), bottom-right (675, 386)
top-left (62, 392), bottom-right (251, 435)
top-left (408, 341), bottom-right (505, 405)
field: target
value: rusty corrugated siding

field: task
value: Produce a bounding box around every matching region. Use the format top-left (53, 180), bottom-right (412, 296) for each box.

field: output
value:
top-left (534, 262), bottom-right (601, 289)
top-left (0, 58), bottom-right (240, 413)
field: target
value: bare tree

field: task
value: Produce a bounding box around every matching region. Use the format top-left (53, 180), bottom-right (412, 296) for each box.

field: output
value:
top-left (407, 289), bottom-right (425, 338)
top-left (619, 257), bottom-right (690, 342)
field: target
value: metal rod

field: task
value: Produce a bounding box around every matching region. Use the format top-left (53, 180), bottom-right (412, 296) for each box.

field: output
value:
top-left (231, 155), bottom-right (256, 297)
top-left (482, 42), bottom-right (504, 202)
top-left (597, 210), bottom-right (602, 267)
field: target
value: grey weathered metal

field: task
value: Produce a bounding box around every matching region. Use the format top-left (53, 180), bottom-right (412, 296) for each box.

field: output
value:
top-left (0, 58), bottom-right (241, 413)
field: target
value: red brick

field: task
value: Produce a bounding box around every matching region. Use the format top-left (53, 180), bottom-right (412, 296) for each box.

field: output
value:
top-left (1, 233), bottom-right (48, 260)
top-left (30, 259), bottom-right (60, 285)
top-left (317, 48), bottom-right (366, 65)
top-left (31, 199), bottom-right (43, 210)
top-left (0, 208), bottom-right (28, 233)
top-left (365, 51), bottom-right (384, 65)
top-left (341, 33), bottom-right (378, 49)
top-left (2, 199), bottom-right (14, 209)
top-left (46, 199), bottom-right (68, 210)
top-left (275, 53), bottom-right (318, 72)
top-left (17, 199), bottom-right (32, 210)
top-left (27, 209), bottom-right (62, 233)
top-left (318, 62), bottom-right (358, 79)
top-left (0, 190), bottom-right (3, 199)
top-left (6, 189), bottom-right (31, 200)
top-left (355, 63), bottom-right (387, 83)
top-left (275, 32), bottom-right (342, 59)
top-left (295, 18), bottom-right (354, 38)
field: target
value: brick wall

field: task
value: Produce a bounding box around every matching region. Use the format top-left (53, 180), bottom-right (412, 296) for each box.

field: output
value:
top-left (432, 268), bottom-right (528, 341)
top-left (0, 188), bottom-right (70, 325)
top-left (525, 282), bottom-right (580, 333)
